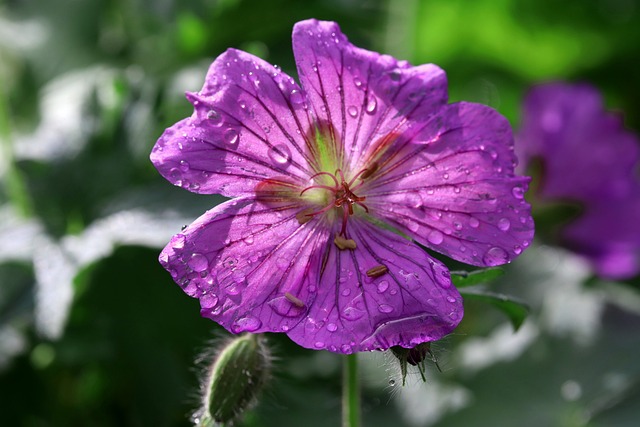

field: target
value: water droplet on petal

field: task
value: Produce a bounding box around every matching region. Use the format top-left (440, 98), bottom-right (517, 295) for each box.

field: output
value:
top-left (200, 293), bottom-right (219, 309)
top-left (446, 296), bottom-right (457, 303)
top-left (341, 344), bottom-right (352, 354)
top-left (179, 160), bottom-right (190, 172)
top-left (512, 186), bottom-right (525, 199)
top-left (327, 323), bottom-right (338, 332)
top-left (243, 234), bottom-right (254, 245)
top-left (514, 245), bottom-right (522, 255)
top-left (232, 316), bottom-right (262, 333)
top-left (498, 218), bottom-right (511, 231)
top-left (482, 247), bottom-right (510, 266)
top-left (365, 96), bottom-right (377, 114)
top-left (388, 379), bottom-right (396, 387)
top-left (407, 192), bottom-right (422, 208)
top-left (188, 253), bottom-right (209, 272)
top-left (268, 144), bottom-right (292, 165)
top-left (347, 105), bottom-right (358, 118)
top-left (314, 341), bottom-right (325, 349)
top-left (469, 217), bottom-right (480, 228)
top-left (224, 129), bottom-right (239, 146)
top-left (290, 89), bottom-right (304, 104)
top-left (427, 230), bottom-right (444, 245)
top-left (378, 304), bottom-right (393, 313)
top-left (207, 109), bottom-right (221, 123)
top-left (172, 234), bottom-right (186, 249)
top-left (377, 280), bottom-right (389, 293)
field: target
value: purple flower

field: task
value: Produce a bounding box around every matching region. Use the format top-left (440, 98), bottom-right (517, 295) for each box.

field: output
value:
top-left (517, 83), bottom-right (640, 279)
top-left (151, 19), bottom-right (534, 353)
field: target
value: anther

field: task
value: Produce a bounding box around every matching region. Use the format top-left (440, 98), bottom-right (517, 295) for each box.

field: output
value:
top-left (284, 292), bottom-right (305, 308)
top-left (296, 208), bottom-right (314, 225)
top-left (334, 235), bottom-right (357, 250)
top-left (366, 264), bottom-right (388, 278)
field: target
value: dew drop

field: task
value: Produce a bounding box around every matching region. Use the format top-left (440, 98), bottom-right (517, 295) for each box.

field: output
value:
top-left (512, 186), bottom-right (525, 199)
top-left (200, 293), bottom-right (219, 309)
top-left (341, 288), bottom-right (351, 297)
top-left (206, 109), bottom-right (221, 122)
top-left (172, 234), bottom-right (186, 249)
top-left (290, 89), bottom-right (304, 104)
top-left (469, 217), bottom-right (480, 228)
top-left (407, 192), bottom-right (422, 208)
top-left (179, 160), bottom-right (190, 172)
top-left (314, 341), bottom-right (325, 349)
top-left (427, 229), bottom-right (444, 245)
top-left (498, 218), bottom-right (511, 231)
top-left (378, 304), bottom-right (393, 313)
top-left (388, 379), bottom-right (396, 387)
top-left (446, 296), bottom-right (457, 303)
top-left (365, 96), bottom-right (377, 114)
top-left (188, 253), bottom-right (209, 272)
top-left (327, 323), bottom-right (338, 332)
top-left (232, 316), bottom-right (262, 333)
top-left (482, 247), bottom-right (510, 266)
top-left (243, 234), bottom-right (254, 245)
top-left (377, 280), bottom-right (389, 293)
top-left (347, 105), bottom-right (358, 118)
top-left (268, 144), bottom-right (292, 165)
top-left (513, 245), bottom-right (522, 255)
top-left (341, 344), bottom-right (352, 354)
top-left (224, 128), bottom-right (239, 146)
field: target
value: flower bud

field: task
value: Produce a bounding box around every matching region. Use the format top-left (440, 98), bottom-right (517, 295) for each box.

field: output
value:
top-left (193, 333), bottom-right (271, 426)
top-left (390, 342), bottom-right (441, 386)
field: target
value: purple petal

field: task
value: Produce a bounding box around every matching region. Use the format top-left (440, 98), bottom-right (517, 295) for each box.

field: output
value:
top-left (517, 83), bottom-right (640, 201)
top-left (366, 102), bottom-right (534, 266)
top-left (151, 49), bottom-right (318, 197)
top-left (160, 197), bottom-right (333, 335)
top-left (563, 192), bottom-right (640, 279)
top-left (292, 19), bottom-right (448, 172)
top-left (286, 218), bottom-right (462, 353)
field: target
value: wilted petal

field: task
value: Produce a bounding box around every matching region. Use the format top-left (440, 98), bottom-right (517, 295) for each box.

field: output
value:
top-left (159, 198), bottom-right (333, 335)
top-left (286, 218), bottom-right (462, 353)
top-left (151, 49), bottom-right (317, 197)
top-left (367, 102), bottom-right (534, 266)
top-left (292, 19), bottom-right (448, 173)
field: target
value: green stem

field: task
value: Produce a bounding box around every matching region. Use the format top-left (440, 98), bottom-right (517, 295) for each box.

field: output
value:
top-left (342, 353), bottom-right (361, 427)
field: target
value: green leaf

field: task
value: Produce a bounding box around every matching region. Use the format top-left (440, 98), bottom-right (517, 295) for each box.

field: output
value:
top-left (451, 267), bottom-right (505, 288)
top-left (460, 289), bottom-right (529, 331)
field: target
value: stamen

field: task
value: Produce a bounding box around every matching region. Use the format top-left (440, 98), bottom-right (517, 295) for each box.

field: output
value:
top-left (366, 264), bottom-right (388, 278)
top-left (284, 292), bottom-right (305, 308)
top-left (296, 208), bottom-right (315, 225)
top-left (334, 235), bottom-right (357, 250)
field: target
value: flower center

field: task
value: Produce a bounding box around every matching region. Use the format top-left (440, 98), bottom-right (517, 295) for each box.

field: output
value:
top-left (300, 167), bottom-right (374, 235)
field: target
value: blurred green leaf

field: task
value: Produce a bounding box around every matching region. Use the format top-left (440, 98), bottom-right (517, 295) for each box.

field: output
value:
top-left (460, 289), bottom-right (529, 331)
top-left (451, 268), bottom-right (505, 288)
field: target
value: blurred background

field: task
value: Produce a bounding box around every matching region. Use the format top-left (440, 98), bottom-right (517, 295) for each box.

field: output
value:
top-left (1, 0), bottom-right (640, 426)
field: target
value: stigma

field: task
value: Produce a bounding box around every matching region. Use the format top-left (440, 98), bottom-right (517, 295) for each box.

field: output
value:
top-left (300, 166), bottom-right (375, 235)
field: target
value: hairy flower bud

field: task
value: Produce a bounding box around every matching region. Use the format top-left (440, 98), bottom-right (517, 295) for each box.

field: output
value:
top-left (193, 333), bottom-right (271, 426)
top-left (390, 343), bottom-right (441, 386)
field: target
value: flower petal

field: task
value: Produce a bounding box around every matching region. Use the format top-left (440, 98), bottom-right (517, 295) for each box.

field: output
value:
top-left (517, 83), bottom-right (640, 201)
top-left (366, 102), bottom-right (534, 267)
top-left (563, 193), bottom-right (640, 279)
top-left (159, 198), bottom-right (333, 335)
top-left (286, 218), bottom-right (462, 353)
top-left (151, 49), bottom-right (318, 197)
top-left (292, 19), bottom-right (448, 174)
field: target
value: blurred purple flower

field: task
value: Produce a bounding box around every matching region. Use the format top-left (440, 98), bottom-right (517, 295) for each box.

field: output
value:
top-left (517, 83), bottom-right (640, 279)
top-left (150, 19), bottom-right (534, 353)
